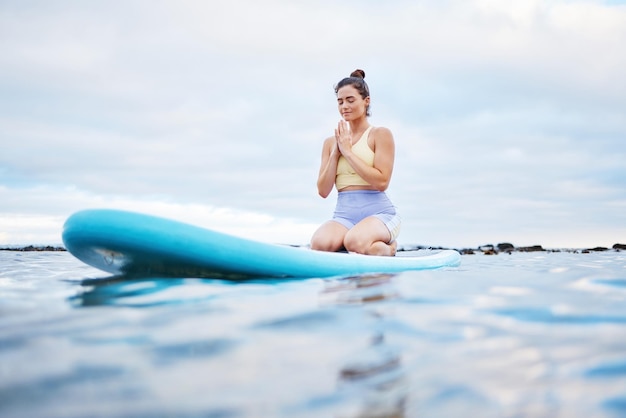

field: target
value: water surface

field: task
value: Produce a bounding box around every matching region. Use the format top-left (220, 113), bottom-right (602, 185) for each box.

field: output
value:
top-left (1, 250), bottom-right (625, 417)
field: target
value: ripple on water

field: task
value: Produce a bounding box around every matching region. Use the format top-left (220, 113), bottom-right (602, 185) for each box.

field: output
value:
top-left (592, 278), bottom-right (626, 288)
top-left (490, 306), bottom-right (626, 325)
top-left (585, 359), bottom-right (626, 378)
top-left (603, 396), bottom-right (626, 415)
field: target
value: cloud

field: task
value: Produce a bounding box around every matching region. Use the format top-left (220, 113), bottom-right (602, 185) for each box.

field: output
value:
top-left (1, 0), bottom-right (625, 248)
top-left (0, 184), bottom-right (319, 245)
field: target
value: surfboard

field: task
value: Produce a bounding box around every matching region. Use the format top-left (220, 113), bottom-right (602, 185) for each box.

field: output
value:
top-left (62, 209), bottom-right (461, 280)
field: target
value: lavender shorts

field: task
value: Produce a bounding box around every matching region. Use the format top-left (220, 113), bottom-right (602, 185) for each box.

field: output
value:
top-left (332, 190), bottom-right (401, 242)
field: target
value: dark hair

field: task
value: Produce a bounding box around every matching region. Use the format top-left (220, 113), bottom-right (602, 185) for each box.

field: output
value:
top-left (334, 69), bottom-right (371, 117)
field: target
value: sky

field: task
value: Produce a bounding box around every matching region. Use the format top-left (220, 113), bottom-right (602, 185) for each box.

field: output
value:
top-left (1, 0), bottom-right (625, 249)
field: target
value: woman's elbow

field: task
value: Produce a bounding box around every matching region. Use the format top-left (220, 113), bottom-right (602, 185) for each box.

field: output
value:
top-left (374, 179), bottom-right (390, 192)
top-left (318, 185), bottom-right (332, 198)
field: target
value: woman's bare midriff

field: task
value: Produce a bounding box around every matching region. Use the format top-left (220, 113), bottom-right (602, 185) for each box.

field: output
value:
top-left (338, 185), bottom-right (379, 192)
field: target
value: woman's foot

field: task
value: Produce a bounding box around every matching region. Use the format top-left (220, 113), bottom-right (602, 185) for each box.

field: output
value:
top-left (367, 240), bottom-right (397, 256)
top-left (389, 240), bottom-right (397, 256)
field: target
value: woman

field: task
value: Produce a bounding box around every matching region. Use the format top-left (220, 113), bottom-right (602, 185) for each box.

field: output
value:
top-left (310, 69), bottom-right (400, 256)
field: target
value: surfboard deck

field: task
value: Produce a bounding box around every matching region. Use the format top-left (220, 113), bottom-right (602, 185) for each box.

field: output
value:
top-left (62, 209), bottom-right (461, 280)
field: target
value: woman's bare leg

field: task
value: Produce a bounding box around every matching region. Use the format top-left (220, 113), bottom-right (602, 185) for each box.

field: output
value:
top-left (343, 217), bottom-right (396, 256)
top-left (310, 221), bottom-right (349, 252)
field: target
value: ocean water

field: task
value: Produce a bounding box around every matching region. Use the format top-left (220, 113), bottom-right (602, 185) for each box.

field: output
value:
top-left (1, 250), bottom-right (625, 418)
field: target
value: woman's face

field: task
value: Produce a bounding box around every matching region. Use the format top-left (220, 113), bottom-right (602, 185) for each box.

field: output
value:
top-left (337, 85), bottom-right (369, 121)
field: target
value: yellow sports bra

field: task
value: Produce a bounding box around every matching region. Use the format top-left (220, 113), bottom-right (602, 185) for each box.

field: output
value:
top-left (335, 126), bottom-right (374, 190)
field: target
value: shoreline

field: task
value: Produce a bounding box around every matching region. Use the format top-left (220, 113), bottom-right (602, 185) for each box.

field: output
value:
top-left (0, 245), bottom-right (67, 252)
top-left (399, 242), bottom-right (626, 255)
top-left (2, 243), bottom-right (625, 255)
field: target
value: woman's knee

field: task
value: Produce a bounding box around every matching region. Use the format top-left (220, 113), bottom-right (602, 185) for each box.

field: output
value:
top-left (310, 235), bottom-right (334, 251)
top-left (311, 223), bottom-right (346, 251)
top-left (343, 231), bottom-right (368, 254)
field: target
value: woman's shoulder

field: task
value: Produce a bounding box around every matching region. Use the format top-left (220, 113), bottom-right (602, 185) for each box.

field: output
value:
top-left (322, 135), bottom-right (336, 150)
top-left (370, 126), bottom-right (394, 140)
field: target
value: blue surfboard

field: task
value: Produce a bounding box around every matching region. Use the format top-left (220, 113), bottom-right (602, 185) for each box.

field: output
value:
top-left (62, 209), bottom-right (461, 279)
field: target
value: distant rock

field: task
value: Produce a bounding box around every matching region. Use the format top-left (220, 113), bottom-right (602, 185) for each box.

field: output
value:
top-left (478, 244), bottom-right (495, 252)
top-left (517, 245), bottom-right (545, 252)
top-left (586, 246), bottom-right (609, 252)
top-left (497, 242), bottom-right (515, 253)
top-left (613, 243), bottom-right (626, 251)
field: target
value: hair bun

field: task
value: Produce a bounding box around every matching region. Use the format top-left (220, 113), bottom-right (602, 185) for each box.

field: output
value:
top-left (350, 69), bottom-right (365, 79)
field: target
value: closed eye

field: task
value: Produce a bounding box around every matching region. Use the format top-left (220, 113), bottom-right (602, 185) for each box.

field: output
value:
top-left (337, 97), bottom-right (356, 105)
